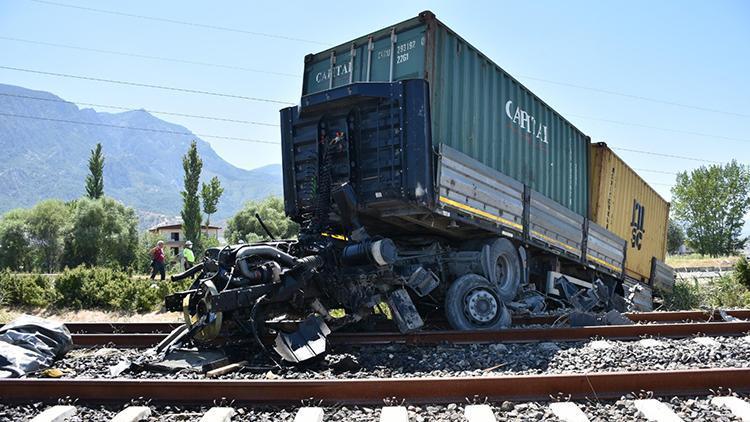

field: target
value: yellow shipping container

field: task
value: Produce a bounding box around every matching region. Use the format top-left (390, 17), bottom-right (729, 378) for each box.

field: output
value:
top-left (589, 142), bottom-right (670, 282)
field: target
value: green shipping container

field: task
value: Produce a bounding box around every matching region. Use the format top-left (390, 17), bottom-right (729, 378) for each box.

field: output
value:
top-left (302, 11), bottom-right (589, 216)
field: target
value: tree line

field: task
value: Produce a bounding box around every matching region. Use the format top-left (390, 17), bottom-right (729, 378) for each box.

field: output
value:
top-left (668, 160), bottom-right (750, 257)
top-left (3, 140), bottom-right (747, 269)
top-left (0, 140), bottom-right (299, 273)
top-left (0, 141), bottom-right (220, 272)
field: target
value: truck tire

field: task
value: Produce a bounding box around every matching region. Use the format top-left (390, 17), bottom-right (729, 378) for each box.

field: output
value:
top-left (445, 274), bottom-right (511, 330)
top-left (486, 238), bottom-right (521, 302)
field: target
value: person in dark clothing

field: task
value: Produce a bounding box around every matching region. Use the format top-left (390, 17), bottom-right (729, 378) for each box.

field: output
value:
top-left (150, 240), bottom-right (166, 281)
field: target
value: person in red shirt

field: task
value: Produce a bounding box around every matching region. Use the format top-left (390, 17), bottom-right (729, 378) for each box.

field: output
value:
top-left (150, 240), bottom-right (166, 281)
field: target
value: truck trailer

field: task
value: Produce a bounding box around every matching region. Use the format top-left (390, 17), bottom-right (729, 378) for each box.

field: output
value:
top-left (165, 11), bottom-right (673, 363)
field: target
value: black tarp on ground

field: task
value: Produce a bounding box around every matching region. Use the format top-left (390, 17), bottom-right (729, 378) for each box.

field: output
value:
top-left (0, 315), bottom-right (72, 377)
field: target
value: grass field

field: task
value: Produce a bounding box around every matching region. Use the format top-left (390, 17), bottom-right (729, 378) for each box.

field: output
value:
top-left (666, 254), bottom-right (739, 268)
top-left (0, 307), bottom-right (182, 324)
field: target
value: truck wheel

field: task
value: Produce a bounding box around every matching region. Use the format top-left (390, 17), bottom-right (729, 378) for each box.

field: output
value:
top-left (445, 274), bottom-right (511, 330)
top-left (487, 238), bottom-right (521, 302)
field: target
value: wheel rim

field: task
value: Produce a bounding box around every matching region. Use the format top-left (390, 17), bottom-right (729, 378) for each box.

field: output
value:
top-left (463, 287), bottom-right (499, 325)
top-left (496, 255), bottom-right (509, 285)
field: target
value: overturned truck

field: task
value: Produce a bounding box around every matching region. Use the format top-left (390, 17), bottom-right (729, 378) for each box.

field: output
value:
top-left (165, 11), bottom-right (673, 363)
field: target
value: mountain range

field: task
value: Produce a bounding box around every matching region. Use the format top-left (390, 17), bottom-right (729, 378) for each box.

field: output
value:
top-left (0, 84), bottom-right (282, 225)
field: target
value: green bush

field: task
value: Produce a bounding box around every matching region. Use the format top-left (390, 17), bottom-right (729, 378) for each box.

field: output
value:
top-left (664, 279), bottom-right (703, 310)
top-left (0, 269), bottom-right (55, 307)
top-left (226, 197), bottom-right (299, 243)
top-left (734, 256), bottom-right (750, 289)
top-left (664, 275), bottom-right (750, 310)
top-left (115, 278), bottom-right (164, 313)
top-left (0, 266), bottom-right (192, 313)
top-left (54, 266), bottom-right (175, 312)
top-left (115, 276), bottom-right (192, 313)
top-left (55, 266), bottom-right (121, 309)
top-left (703, 276), bottom-right (750, 308)
top-left (62, 197), bottom-right (139, 270)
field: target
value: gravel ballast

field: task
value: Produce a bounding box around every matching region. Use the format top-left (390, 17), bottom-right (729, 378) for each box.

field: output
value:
top-left (42, 335), bottom-right (750, 380)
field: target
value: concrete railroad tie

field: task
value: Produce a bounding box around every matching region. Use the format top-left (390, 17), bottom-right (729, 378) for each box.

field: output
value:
top-left (199, 407), bottom-right (236, 422)
top-left (110, 406), bottom-right (152, 422)
top-left (29, 406), bottom-right (77, 422)
top-left (548, 402), bottom-right (590, 422)
top-left (633, 399), bottom-right (683, 422)
top-left (380, 406), bottom-right (409, 422)
top-left (294, 407), bottom-right (325, 422)
top-left (22, 397), bottom-right (750, 421)
top-left (464, 404), bottom-right (496, 422)
top-left (712, 397), bottom-right (750, 422)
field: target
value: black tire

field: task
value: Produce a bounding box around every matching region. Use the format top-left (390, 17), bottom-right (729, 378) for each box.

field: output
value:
top-left (445, 274), bottom-right (511, 330)
top-left (488, 238), bottom-right (521, 302)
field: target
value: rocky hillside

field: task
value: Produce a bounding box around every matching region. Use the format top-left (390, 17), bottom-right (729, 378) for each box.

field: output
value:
top-left (0, 84), bottom-right (282, 221)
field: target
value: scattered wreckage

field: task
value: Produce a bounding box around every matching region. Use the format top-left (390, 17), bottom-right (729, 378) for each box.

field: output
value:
top-left (162, 185), bottom-right (646, 365)
top-left (0, 316), bottom-right (72, 378)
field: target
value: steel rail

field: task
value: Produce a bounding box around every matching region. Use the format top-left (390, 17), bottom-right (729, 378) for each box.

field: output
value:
top-left (330, 321), bottom-right (750, 345)
top-left (47, 310), bottom-right (750, 334)
top-left (1, 368), bottom-right (748, 405)
top-left (515, 309), bottom-right (750, 325)
top-left (70, 321), bottom-right (750, 348)
top-left (60, 322), bottom-right (181, 333)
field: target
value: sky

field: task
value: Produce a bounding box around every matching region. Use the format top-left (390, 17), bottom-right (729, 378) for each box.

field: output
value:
top-left (0, 0), bottom-right (748, 203)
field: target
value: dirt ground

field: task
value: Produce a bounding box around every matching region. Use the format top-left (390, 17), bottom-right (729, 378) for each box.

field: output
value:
top-left (0, 307), bottom-right (182, 324)
top-left (666, 254), bottom-right (739, 269)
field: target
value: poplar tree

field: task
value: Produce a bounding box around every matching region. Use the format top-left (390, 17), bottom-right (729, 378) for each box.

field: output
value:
top-left (201, 176), bottom-right (224, 227)
top-left (181, 141), bottom-right (203, 245)
top-left (85, 143), bottom-right (104, 199)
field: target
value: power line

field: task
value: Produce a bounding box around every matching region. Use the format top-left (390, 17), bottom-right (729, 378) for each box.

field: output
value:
top-left (649, 182), bottom-right (674, 187)
top-left (0, 100), bottom-right (699, 166)
top-left (611, 146), bottom-right (722, 164)
top-left (4, 34), bottom-right (744, 143)
top-left (633, 168), bottom-right (679, 175)
top-left (0, 92), bottom-right (279, 127)
top-left (569, 113), bottom-right (750, 143)
top-left (518, 75), bottom-right (750, 119)
top-left (23, 0), bottom-right (328, 46)
top-left (0, 113), bottom-right (693, 188)
top-left (4, 57), bottom-right (743, 144)
top-left (0, 70), bottom-right (735, 168)
top-left (4, 113), bottom-right (683, 188)
top-left (0, 112), bottom-right (280, 145)
top-left (25, 0), bottom-right (747, 120)
top-left (0, 36), bottom-right (300, 78)
top-left (0, 65), bottom-right (295, 105)
top-left (0, 95), bottom-right (721, 171)
top-left (7, 38), bottom-right (746, 130)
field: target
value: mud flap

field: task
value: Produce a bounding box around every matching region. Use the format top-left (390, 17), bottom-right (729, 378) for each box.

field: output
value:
top-left (273, 316), bottom-right (331, 363)
top-left (387, 288), bottom-right (424, 333)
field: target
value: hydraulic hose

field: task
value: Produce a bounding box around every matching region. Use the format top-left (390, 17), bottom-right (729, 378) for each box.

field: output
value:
top-left (236, 245), bottom-right (298, 278)
top-left (170, 262), bottom-right (204, 282)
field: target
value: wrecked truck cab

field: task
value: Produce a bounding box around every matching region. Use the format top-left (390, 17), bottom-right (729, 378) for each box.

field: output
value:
top-left (164, 233), bottom-right (439, 363)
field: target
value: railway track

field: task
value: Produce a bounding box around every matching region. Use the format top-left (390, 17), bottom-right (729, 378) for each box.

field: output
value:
top-left (55, 309), bottom-right (750, 348)
top-left (70, 320), bottom-right (750, 348)
top-left (2, 369), bottom-right (750, 421)
top-left (2, 368), bottom-right (749, 404)
top-left (50, 309), bottom-right (750, 335)
top-left (2, 311), bottom-right (750, 420)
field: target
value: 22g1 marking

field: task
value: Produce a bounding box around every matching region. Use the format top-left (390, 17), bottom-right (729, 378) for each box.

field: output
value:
top-left (395, 40), bottom-right (417, 64)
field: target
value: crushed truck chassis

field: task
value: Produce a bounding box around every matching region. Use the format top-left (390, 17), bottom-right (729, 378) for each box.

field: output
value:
top-left (164, 186), bottom-right (630, 364)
